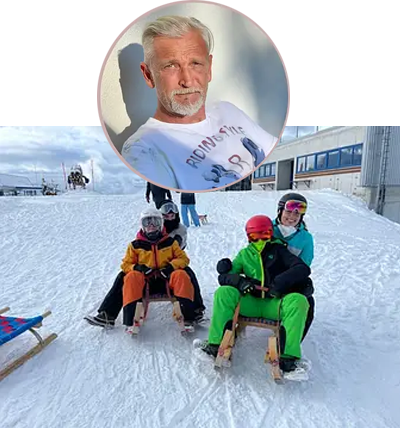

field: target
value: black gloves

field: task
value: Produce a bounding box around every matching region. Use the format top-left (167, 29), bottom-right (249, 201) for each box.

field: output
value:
top-left (237, 277), bottom-right (256, 295)
top-left (264, 283), bottom-right (279, 298)
top-left (216, 258), bottom-right (233, 274)
top-left (133, 264), bottom-right (153, 276)
top-left (218, 273), bottom-right (261, 296)
top-left (160, 264), bottom-right (174, 279)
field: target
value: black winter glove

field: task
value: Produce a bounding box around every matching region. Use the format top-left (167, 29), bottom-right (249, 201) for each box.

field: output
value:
top-left (218, 273), bottom-right (258, 296)
top-left (301, 278), bottom-right (314, 297)
top-left (237, 277), bottom-right (256, 295)
top-left (266, 282), bottom-right (281, 299)
top-left (216, 258), bottom-right (233, 274)
top-left (160, 264), bottom-right (174, 279)
top-left (133, 264), bottom-right (153, 276)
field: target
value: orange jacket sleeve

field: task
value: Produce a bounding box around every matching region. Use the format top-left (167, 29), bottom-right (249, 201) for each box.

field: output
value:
top-left (169, 240), bottom-right (190, 270)
top-left (120, 243), bottom-right (138, 273)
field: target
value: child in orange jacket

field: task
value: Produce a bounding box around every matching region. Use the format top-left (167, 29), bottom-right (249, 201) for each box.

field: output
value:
top-left (122, 208), bottom-right (195, 333)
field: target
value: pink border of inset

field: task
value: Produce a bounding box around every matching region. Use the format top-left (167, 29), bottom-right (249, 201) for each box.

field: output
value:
top-left (97, 0), bottom-right (290, 193)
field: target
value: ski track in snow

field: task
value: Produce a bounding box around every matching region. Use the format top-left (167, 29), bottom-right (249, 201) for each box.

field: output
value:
top-left (1, 189), bottom-right (400, 428)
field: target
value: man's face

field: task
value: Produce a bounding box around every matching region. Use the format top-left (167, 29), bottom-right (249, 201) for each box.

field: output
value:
top-left (143, 30), bottom-right (212, 116)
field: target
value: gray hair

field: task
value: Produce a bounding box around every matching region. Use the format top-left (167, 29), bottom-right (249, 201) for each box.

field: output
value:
top-left (142, 16), bottom-right (214, 66)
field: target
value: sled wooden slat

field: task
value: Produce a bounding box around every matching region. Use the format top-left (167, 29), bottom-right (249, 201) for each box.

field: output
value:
top-left (0, 307), bottom-right (57, 382)
top-left (238, 316), bottom-right (279, 330)
top-left (0, 307), bottom-right (10, 315)
top-left (215, 306), bottom-right (283, 382)
top-left (0, 333), bottom-right (57, 382)
top-left (148, 295), bottom-right (176, 303)
top-left (132, 287), bottom-right (185, 335)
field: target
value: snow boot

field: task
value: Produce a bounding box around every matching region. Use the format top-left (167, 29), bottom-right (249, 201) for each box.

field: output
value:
top-left (279, 357), bottom-right (309, 381)
top-left (84, 311), bottom-right (115, 328)
top-left (192, 339), bottom-right (220, 363)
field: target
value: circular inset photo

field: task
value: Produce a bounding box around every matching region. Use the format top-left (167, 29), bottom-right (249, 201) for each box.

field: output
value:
top-left (98, 1), bottom-right (289, 192)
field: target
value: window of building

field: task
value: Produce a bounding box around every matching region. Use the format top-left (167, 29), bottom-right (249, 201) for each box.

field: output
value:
top-left (340, 147), bottom-right (353, 166)
top-left (260, 165), bottom-right (267, 177)
top-left (271, 163), bottom-right (276, 176)
top-left (353, 144), bottom-right (363, 165)
top-left (294, 143), bottom-right (363, 174)
top-left (316, 153), bottom-right (327, 169)
top-left (306, 155), bottom-right (316, 171)
top-left (328, 150), bottom-right (339, 168)
top-left (297, 157), bottom-right (306, 173)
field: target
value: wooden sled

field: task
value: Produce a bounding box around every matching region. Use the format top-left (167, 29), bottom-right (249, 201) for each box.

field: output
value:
top-left (0, 307), bottom-right (57, 382)
top-left (214, 287), bottom-right (283, 383)
top-left (198, 214), bottom-right (208, 225)
top-left (130, 274), bottom-right (188, 336)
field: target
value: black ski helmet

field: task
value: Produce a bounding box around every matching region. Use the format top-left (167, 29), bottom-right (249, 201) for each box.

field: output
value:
top-left (277, 192), bottom-right (308, 225)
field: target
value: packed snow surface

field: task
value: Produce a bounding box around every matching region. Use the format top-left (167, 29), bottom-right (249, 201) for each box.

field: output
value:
top-left (1, 189), bottom-right (400, 427)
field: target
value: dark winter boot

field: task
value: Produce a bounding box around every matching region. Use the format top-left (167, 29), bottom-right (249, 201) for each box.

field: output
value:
top-left (84, 311), bottom-right (115, 328)
top-left (198, 341), bottom-right (219, 359)
top-left (279, 357), bottom-right (297, 373)
top-left (176, 297), bottom-right (196, 323)
top-left (193, 308), bottom-right (207, 325)
top-left (279, 357), bottom-right (309, 381)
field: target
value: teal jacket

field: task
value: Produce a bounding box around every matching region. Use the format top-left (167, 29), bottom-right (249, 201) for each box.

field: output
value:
top-left (272, 220), bottom-right (314, 267)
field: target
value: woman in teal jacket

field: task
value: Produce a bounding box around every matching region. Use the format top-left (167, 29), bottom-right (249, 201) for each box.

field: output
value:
top-left (273, 192), bottom-right (314, 340)
top-left (198, 215), bottom-right (312, 378)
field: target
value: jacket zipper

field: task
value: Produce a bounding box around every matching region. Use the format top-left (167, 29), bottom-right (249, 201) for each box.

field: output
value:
top-left (257, 252), bottom-right (265, 299)
top-left (153, 243), bottom-right (159, 270)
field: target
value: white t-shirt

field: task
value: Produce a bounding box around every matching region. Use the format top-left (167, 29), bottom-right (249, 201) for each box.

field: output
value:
top-left (121, 101), bottom-right (277, 190)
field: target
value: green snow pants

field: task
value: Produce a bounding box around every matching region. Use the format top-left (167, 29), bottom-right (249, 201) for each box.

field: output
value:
top-left (208, 286), bottom-right (309, 359)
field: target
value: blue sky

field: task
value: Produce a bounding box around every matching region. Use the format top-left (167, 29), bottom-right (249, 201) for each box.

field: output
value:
top-left (0, 126), bottom-right (145, 194)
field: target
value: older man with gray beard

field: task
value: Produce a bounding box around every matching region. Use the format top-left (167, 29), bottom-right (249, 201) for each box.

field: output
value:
top-left (122, 16), bottom-right (277, 191)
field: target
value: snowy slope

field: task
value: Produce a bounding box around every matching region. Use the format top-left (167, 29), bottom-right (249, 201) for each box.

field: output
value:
top-left (1, 189), bottom-right (400, 428)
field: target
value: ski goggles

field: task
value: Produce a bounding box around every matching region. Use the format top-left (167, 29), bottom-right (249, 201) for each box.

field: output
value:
top-left (247, 229), bottom-right (273, 242)
top-left (160, 202), bottom-right (179, 215)
top-left (283, 200), bottom-right (307, 214)
top-left (142, 216), bottom-right (163, 228)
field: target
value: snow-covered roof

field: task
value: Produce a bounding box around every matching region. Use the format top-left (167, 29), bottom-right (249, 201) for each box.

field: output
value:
top-left (0, 173), bottom-right (39, 189)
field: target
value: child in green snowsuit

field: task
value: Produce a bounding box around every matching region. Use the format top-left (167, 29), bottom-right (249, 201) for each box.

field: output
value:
top-left (199, 215), bottom-right (311, 375)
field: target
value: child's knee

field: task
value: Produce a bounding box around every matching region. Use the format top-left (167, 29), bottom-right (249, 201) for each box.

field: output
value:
top-left (214, 285), bottom-right (241, 302)
top-left (282, 292), bottom-right (309, 311)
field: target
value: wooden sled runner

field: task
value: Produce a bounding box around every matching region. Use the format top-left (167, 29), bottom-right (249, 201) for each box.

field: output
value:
top-left (130, 274), bottom-right (189, 336)
top-left (214, 288), bottom-right (283, 383)
top-left (0, 307), bottom-right (57, 382)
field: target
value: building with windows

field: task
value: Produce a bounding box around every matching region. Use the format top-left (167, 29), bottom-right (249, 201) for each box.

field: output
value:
top-left (223, 176), bottom-right (252, 191)
top-left (0, 173), bottom-right (42, 196)
top-left (253, 126), bottom-right (400, 224)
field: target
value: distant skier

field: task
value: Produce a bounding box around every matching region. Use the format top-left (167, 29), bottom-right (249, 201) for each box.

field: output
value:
top-left (146, 182), bottom-right (172, 209)
top-left (273, 193), bottom-right (315, 340)
top-left (195, 214), bottom-right (312, 381)
top-left (179, 192), bottom-right (200, 228)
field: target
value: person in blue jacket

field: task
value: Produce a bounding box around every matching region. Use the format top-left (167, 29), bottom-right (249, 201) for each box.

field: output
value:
top-left (273, 193), bottom-right (315, 340)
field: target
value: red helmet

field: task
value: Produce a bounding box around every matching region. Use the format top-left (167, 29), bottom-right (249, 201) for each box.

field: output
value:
top-left (245, 215), bottom-right (273, 241)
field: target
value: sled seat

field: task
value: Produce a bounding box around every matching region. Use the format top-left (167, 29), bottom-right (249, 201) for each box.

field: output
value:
top-left (147, 293), bottom-right (176, 302)
top-left (215, 303), bottom-right (283, 383)
top-left (0, 307), bottom-right (57, 381)
top-left (237, 316), bottom-right (279, 330)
